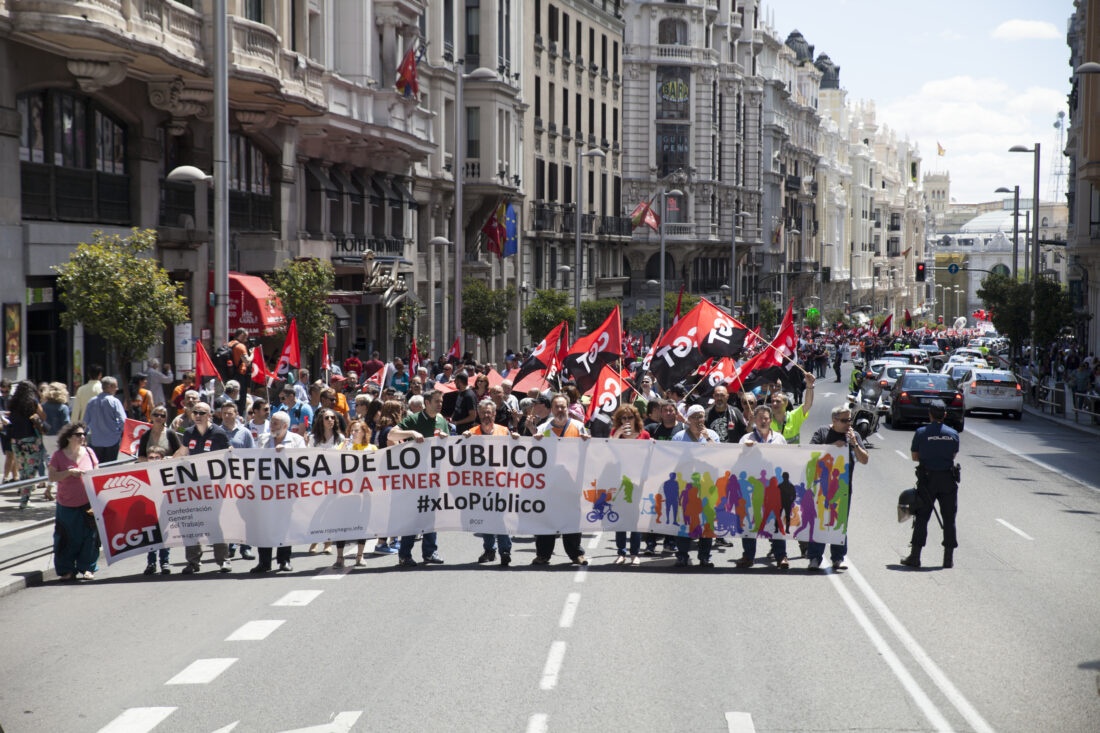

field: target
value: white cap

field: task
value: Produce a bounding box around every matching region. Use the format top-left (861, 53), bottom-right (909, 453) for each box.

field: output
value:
top-left (685, 404), bottom-right (706, 418)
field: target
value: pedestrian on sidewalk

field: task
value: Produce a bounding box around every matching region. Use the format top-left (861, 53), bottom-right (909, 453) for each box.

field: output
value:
top-left (8, 380), bottom-right (47, 508)
top-left (84, 377), bottom-right (126, 464)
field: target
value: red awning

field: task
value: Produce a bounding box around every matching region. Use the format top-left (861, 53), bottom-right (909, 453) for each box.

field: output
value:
top-left (209, 272), bottom-right (285, 337)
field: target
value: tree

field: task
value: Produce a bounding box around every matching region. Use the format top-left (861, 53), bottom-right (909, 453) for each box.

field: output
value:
top-left (522, 289), bottom-right (575, 343)
top-left (757, 299), bottom-right (778, 334)
top-left (462, 280), bottom-right (515, 344)
top-left (578, 299), bottom-right (620, 332)
top-left (664, 291), bottom-right (700, 319)
top-left (977, 273), bottom-right (1031, 356)
top-left (269, 258), bottom-right (335, 361)
top-left (626, 308), bottom-right (660, 339)
top-left (54, 228), bottom-right (189, 389)
top-left (803, 311), bottom-right (822, 331)
top-left (1031, 277), bottom-right (1074, 350)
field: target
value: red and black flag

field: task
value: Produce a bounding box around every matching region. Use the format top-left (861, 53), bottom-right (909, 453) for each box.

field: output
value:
top-left (877, 313), bottom-right (894, 339)
top-left (563, 307), bottom-right (622, 394)
top-left (585, 363), bottom-right (629, 432)
top-left (633, 329), bottom-right (663, 385)
top-left (514, 321), bottom-right (567, 385)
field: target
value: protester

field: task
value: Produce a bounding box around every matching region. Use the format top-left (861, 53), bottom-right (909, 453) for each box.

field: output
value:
top-left (465, 399), bottom-right (518, 567)
top-left (610, 404), bottom-right (649, 566)
top-left (47, 422), bottom-right (99, 580)
top-left (387, 389), bottom-right (449, 567)
top-left (670, 404), bottom-right (719, 567)
top-left (737, 404), bottom-right (789, 570)
top-left (532, 394), bottom-right (590, 566)
top-left (142, 445), bottom-right (173, 575)
top-left (9, 380), bottom-right (48, 507)
top-left (145, 359), bottom-right (174, 408)
top-left (807, 403), bottom-right (868, 571)
top-left (180, 402), bottom-right (232, 574)
top-left (137, 405), bottom-right (181, 459)
top-left (71, 364), bottom-right (103, 422)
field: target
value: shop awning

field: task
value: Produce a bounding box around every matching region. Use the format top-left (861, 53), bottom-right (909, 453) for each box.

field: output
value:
top-left (305, 162), bottom-right (339, 200)
top-left (371, 174), bottom-right (403, 208)
top-left (209, 271), bottom-right (285, 337)
top-left (392, 178), bottom-right (420, 210)
top-left (351, 170), bottom-right (384, 206)
top-left (330, 167), bottom-right (361, 200)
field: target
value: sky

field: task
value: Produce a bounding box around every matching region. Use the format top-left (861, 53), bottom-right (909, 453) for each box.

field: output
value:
top-left (766, 0), bottom-right (1073, 206)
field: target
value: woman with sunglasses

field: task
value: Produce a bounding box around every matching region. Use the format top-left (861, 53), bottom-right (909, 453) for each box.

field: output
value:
top-left (610, 404), bottom-right (650, 566)
top-left (333, 419), bottom-right (377, 566)
top-left (137, 406), bottom-right (181, 459)
top-left (47, 422), bottom-right (99, 580)
top-left (307, 408), bottom-right (345, 555)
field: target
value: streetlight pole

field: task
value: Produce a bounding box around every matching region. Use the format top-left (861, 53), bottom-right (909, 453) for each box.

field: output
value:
top-left (783, 227), bottom-right (800, 307)
top-left (659, 188), bottom-right (684, 333)
top-left (729, 211), bottom-right (749, 317)
top-left (1010, 142), bottom-right (1041, 330)
top-left (575, 148), bottom-right (606, 334)
top-left (995, 185), bottom-right (1020, 280)
top-left (212, 0), bottom-right (229, 347)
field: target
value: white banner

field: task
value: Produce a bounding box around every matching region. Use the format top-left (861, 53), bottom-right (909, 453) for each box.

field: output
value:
top-left (82, 438), bottom-right (854, 564)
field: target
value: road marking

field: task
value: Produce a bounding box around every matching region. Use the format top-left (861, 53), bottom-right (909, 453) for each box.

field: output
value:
top-left (272, 590), bottom-right (324, 606)
top-left (724, 711), bottom-right (757, 733)
top-left (846, 562), bottom-right (996, 733)
top-left (967, 426), bottom-right (1099, 493)
top-left (314, 568), bottom-right (350, 580)
top-left (895, 449), bottom-right (910, 460)
top-left (996, 518), bottom-right (1034, 540)
top-left (573, 567), bottom-right (587, 583)
top-left (559, 592), bottom-right (580, 628)
top-left (209, 724), bottom-right (239, 733)
top-left (226, 619), bottom-right (286, 641)
top-left (586, 531), bottom-right (603, 550)
top-left (826, 573), bottom-right (953, 732)
top-left (274, 711), bottom-right (362, 732)
top-left (539, 641), bottom-right (567, 690)
top-left (166, 658), bottom-right (238, 685)
top-left (98, 707), bottom-right (176, 733)
top-left (526, 713), bottom-right (549, 733)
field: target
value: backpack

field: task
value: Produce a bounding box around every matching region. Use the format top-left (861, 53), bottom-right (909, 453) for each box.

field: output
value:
top-left (213, 343), bottom-right (235, 381)
top-left (229, 340), bottom-right (250, 376)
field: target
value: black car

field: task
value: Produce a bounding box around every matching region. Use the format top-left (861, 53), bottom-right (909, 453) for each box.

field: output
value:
top-left (886, 372), bottom-right (965, 431)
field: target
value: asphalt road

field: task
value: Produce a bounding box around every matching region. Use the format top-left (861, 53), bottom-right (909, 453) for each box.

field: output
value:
top-left (0, 368), bottom-right (1097, 733)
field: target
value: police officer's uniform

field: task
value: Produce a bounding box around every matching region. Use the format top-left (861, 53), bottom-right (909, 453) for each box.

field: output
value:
top-left (903, 401), bottom-right (960, 568)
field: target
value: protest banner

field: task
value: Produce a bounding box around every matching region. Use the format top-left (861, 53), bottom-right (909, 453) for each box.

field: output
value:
top-left (82, 439), bottom-right (852, 564)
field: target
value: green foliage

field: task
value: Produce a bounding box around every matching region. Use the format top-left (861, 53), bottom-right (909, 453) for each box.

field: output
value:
top-left (757, 299), bottom-right (778, 334)
top-left (523, 289), bottom-right (575, 343)
top-left (462, 281), bottom-right (516, 342)
top-left (1031, 277), bottom-right (1074, 349)
top-left (665, 291), bottom-right (700, 318)
top-left (977, 273), bottom-right (1031, 353)
top-left (54, 228), bottom-right (189, 366)
top-left (394, 301), bottom-right (423, 341)
top-left (824, 309), bottom-right (848, 329)
top-left (803, 311), bottom-right (822, 331)
top-left (626, 308), bottom-right (660, 338)
top-left (269, 258), bottom-right (335, 359)
top-left (578, 299), bottom-right (620, 332)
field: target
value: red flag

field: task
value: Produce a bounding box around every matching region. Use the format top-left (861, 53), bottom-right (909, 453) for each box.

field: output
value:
top-left (321, 333), bottom-right (331, 373)
top-left (563, 307), bottom-right (623, 393)
top-left (904, 308), bottom-right (912, 329)
top-left (275, 317), bottom-right (300, 381)
top-left (727, 349), bottom-right (772, 393)
top-left (673, 285), bottom-right (685, 324)
top-left (744, 325), bottom-right (761, 351)
top-left (195, 341), bottom-right (222, 383)
top-left (514, 321), bottom-right (567, 385)
top-left (633, 329), bottom-right (664, 384)
top-left (249, 345), bottom-right (270, 385)
top-left (118, 419), bottom-right (150, 456)
top-left (445, 336), bottom-right (461, 362)
top-left (395, 43), bottom-right (420, 97)
top-left (877, 313), bottom-right (894, 339)
top-left (409, 340), bottom-right (420, 382)
top-left (623, 336), bottom-right (636, 361)
top-left (629, 199), bottom-right (660, 232)
top-left (552, 322), bottom-right (570, 377)
top-left (365, 369), bottom-right (385, 391)
top-left (481, 203), bottom-right (506, 259)
top-left (764, 300), bottom-right (797, 367)
top-left (585, 364), bottom-right (629, 428)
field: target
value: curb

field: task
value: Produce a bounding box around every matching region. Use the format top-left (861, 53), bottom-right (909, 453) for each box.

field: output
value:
top-left (1021, 404), bottom-right (1100, 438)
top-left (0, 568), bottom-right (56, 600)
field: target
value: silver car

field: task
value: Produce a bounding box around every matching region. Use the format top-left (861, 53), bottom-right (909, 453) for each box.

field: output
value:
top-left (961, 369), bottom-right (1024, 420)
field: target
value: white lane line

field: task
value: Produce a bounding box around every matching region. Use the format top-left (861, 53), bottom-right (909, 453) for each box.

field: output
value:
top-left (847, 562), bottom-right (996, 733)
top-left (526, 713), bottom-right (549, 733)
top-left (165, 658), bottom-right (238, 685)
top-left (226, 619), bottom-right (286, 641)
top-left (586, 531), bottom-right (603, 550)
top-left (209, 724), bottom-right (239, 733)
top-left (539, 641), bottom-right (567, 690)
top-left (826, 574), bottom-right (953, 732)
top-left (274, 711), bottom-right (362, 732)
top-left (573, 567), bottom-right (587, 583)
top-left (314, 568), bottom-right (350, 580)
top-left (98, 707), bottom-right (176, 733)
top-left (724, 711), bottom-right (757, 733)
top-left (272, 590), bottom-right (324, 606)
top-left (967, 426), bottom-right (1099, 493)
top-left (995, 518), bottom-right (1035, 541)
top-left (895, 449), bottom-right (910, 461)
top-left (559, 592), bottom-right (581, 628)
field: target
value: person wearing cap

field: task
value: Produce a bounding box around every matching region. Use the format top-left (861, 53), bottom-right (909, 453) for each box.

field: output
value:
top-left (806, 403), bottom-right (869, 571)
top-left (736, 404), bottom-right (790, 570)
top-left (902, 399), bottom-right (960, 569)
top-left (669, 404), bottom-right (720, 568)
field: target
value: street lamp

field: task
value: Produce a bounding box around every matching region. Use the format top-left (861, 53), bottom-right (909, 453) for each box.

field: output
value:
top-left (452, 63), bottom-right (498, 354)
top-left (575, 148), bottom-right (606, 334)
top-left (659, 188), bottom-right (684, 332)
top-left (954, 287), bottom-right (963, 324)
top-left (783, 227), bottom-right (800, 306)
top-left (994, 186), bottom-right (1021, 279)
top-left (729, 211), bottom-right (751, 317)
top-left (1008, 144), bottom-right (1040, 289)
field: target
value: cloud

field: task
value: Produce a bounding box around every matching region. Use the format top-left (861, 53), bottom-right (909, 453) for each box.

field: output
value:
top-left (990, 20), bottom-right (1060, 41)
top-left (938, 29), bottom-right (965, 42)
top-left (1005, 87), bottom-right (1068, 117)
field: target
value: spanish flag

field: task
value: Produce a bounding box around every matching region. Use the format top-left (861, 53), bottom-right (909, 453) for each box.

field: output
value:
top-left (937, 141), bottom-right (946, 157)
top-left (396, 43), bottom-right (421, 98)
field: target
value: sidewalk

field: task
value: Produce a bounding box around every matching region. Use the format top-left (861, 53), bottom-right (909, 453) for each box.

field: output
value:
top-left (0, 487), bottom-right (62, 598)
top-left (1021, 401), bottom-right (1100, 438)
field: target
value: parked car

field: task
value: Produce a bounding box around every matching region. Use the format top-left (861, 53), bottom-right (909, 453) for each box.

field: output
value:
top-left (961, 369), bottom-right (1024, 420)
top-left (878, 364), bottom-right (930, 413)
top-left (886, 372), bottom-right (965, 431)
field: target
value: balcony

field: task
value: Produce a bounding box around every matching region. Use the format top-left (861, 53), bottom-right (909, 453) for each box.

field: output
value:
top-left (575, 56), bottom-right (585, 71)
top-left (562, 126), bottom-right (572, 140)
top-left (549, 42), bottom-right (559, 58)
top-left (535, 117), bottom-right (544, 132)
top-left (656, 45), bottom-right (693, 60)
top-left (548, 121), bottom-right (558, 136)
top-left (532, 202), bottom-right (560, 233)
top-left (598, 216), bottom-right (632, 237)
top-left (785, 175), bottom-right (801, 192)
top-left (535, 35), bottom-right (544, 50)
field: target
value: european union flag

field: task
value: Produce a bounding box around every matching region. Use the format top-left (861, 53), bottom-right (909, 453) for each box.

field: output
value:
top-left (503, 203), bottom-right (518, 257)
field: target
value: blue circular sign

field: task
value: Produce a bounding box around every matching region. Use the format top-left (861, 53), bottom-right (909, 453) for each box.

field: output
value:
top-left (947, 263), bottom-right (959, 274)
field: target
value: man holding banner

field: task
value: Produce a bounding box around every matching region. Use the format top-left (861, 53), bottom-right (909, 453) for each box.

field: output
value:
top-left (180, 403), bottom-right (232, 574)
top-left (532, 394), bottom-right (590, 566)
top-left (807, 403), bottom-right (869, 571)
top-left (737, 404), bottom-right (790, 570)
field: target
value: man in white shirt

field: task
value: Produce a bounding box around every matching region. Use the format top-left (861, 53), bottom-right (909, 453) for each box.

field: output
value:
top-left (71, 364), bottom-right (104, 422)
top-left (737, 404), bottom-right (789, 570)
top-left (670, 404), bottom-right (720, 568)
top-left (144, 359), bottom-right (174, 408)
top-left (251, 412), bottom-right (304, 574)
top-left (246, 398), bottom-right (270, 443)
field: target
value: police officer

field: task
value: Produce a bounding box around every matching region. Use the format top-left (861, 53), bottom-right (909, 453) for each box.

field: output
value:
top-left (902, 399), bottom-right (960, 569)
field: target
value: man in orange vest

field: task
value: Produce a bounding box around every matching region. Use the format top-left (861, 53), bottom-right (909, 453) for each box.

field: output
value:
top-left (532, 394), bottom-right (590, 566)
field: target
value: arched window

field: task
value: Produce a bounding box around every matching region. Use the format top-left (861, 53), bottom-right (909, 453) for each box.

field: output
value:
top-left (658, 19), bottom-right (688, 45)
top-left (991, 263), bottom-right (1010, 277)
top-left (1041, 217), bottom-right (1048, 227)
top-left (644, 251), bottom-right (674, 281)
top-left (18, 90), bottom-right (130, 223)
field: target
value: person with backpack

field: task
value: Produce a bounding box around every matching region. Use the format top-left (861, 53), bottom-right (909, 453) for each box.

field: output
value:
top-left (215, 328), bottom-right (252, 382)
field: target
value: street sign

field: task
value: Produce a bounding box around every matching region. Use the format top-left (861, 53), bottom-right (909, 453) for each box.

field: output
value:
top-left (947, 263), bottom-right (959, 274)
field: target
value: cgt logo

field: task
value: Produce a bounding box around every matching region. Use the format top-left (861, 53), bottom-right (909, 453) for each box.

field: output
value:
top-left (91, 471), bottom-right (163, 557)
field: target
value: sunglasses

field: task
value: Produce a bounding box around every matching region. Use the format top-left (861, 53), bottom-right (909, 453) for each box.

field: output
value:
top-left (153, 414), bottom-right (167, 418)
top-left (72, 432), bottom-right (86, 437)
top-left (323, 415), bottom-right (336, 421)
top-left (835, 417), bottom-right (852, 423)
top-left (192, 410), bottom-right (210, 416)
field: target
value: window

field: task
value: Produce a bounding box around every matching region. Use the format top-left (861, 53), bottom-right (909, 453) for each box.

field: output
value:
top-left (575, 92), bottom-right (581, 135)
top-left (601, 34), bottom-right (608, 71)
top-left (465, 1), bottom-right (480, 67)
top-left (534, 0), bottom-right (540, 36)
top-left (244, 0), bottom-right (263, 23)
top-left (563, 13), bottom-right (570, 53)
top-left (656, 125), bottom-right (689, 177)
top-left (576, 20), bottom-right (582, 57)
top-left (535, 157), bottom-right (545, 200)
top-left (534, 76), bottom-right (541, 118)
top-left (563, 164), bottom-right (572, 203)
top-left (658, 19), bottom-right (688, 45)
top-left (497, 0), bottom-right (511, 70)
top-left (466, 106), bottom-right (480, 159)
top-left (549, 162), bottom-right (558, 202)
top-left (612, 109), bottom-right (618, 142)
top-left (664, 192), bottom-right (684, 224)
top-left (444, 0), bottom-right (454, 57)
top-left (656, 67), bottom-right (690, 120)
top-left (18, 89), bottom-right (130, 224)
top-left (562, 88), bottom-right (569, 130)
top-left (589, 28), bottom-right (595, 65)
top-left (229, 134), bottom-right (273, 231)
top-left (613, 41), bottom-right (619, 75)
top-left (548, 5), bottom-right (558, 43)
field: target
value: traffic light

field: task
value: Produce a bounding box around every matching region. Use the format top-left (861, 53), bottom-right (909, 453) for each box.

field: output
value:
top-left (915, 262), bottom-right (927, 281)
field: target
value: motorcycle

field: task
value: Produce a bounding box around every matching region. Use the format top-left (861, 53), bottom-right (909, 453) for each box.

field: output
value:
top-left (853, 378), bottom-right (882, 443)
